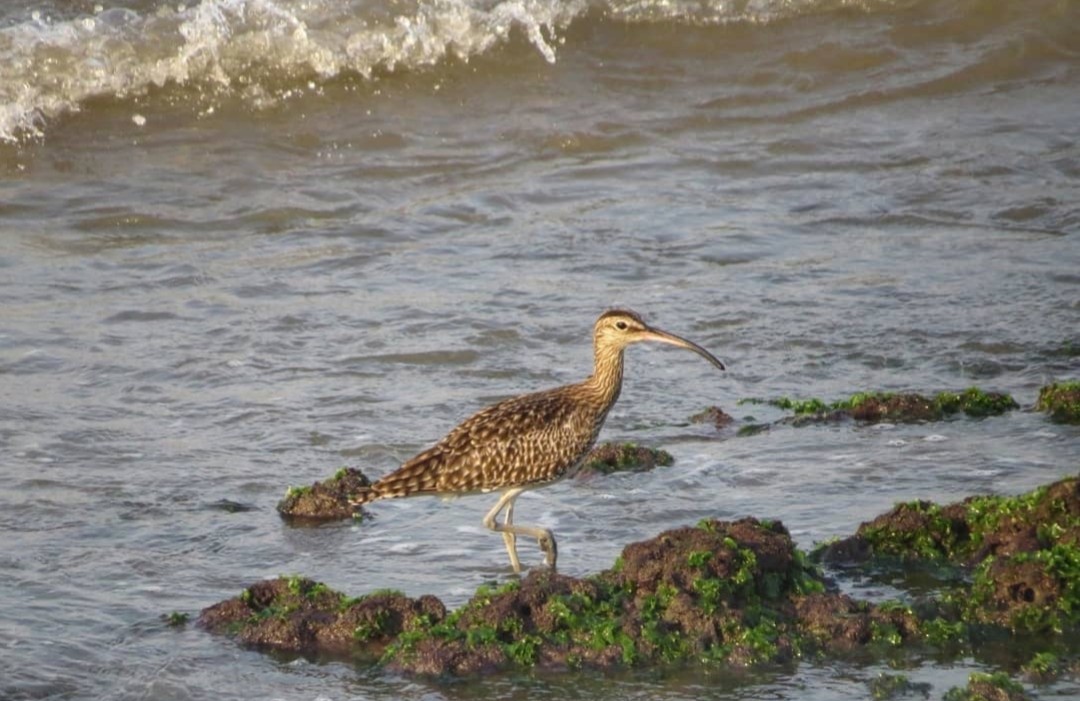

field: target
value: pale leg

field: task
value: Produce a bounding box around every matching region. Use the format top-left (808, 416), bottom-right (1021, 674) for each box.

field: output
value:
top-left (501, 497), bottom-right (519, 572)
top-left (482, 487), bottom-right (558, 572)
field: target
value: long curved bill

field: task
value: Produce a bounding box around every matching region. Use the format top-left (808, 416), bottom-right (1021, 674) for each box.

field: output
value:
top-left (639, 325), bottom-right (726, 371)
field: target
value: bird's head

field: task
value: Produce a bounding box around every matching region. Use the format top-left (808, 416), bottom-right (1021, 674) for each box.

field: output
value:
top-left (593, 309), bottom-right (726, 371)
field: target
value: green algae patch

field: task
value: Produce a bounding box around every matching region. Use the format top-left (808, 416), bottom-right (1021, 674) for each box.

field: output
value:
top-left (929, 388), bottom-right (1020, 418)
top-left (817, 476), bottom-right (1080, 635)
top-left (1036, 381), bottom-right (1080, 424)
top-left (740, 387), bottom-right (1018, 425)
top-left (163, 611), bottom-right (190, 627)
top-left (277, 467), bottom-right (371, 522)
top-left (577, 442), bottom-right (674, 476)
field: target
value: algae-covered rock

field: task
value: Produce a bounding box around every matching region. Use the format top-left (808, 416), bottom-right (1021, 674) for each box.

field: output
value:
top-left (818, 476), bottom-right (1080, 634)
top-left (384, 517), bottom-right (828, 673)
top-left (846, 393), bottom-right (943, 422)
top-left (1036, 381), bottom-right (1080, 424)
top-left (202, 476), bottom-right (1080, 678)
top-left (943, 671), bottom-right (1031, 701)
top-left (198, 576), bottom-right (445, 658)
top-left (277, 468), bottom-right (371, 522)
top-left (741, 388), bottom-right (1019, 425)
top-left (792, 593), bottom-right (920, 653)
top-left (576, 442), bottom-right (674, 476)
top-left (200, 517), bottom-right (944, 675)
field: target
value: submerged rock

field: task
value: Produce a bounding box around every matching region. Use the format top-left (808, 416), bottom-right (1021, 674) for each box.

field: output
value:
top-left (689, 405), bottom-right (736, 429)
top-left (277, 468), bottom-right (371, 522)
top-left (1036, 381), bottom-right (1080, 424)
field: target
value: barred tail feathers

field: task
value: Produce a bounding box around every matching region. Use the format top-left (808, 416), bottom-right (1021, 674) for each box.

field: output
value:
top-left (347, 484), bottom-right (377, 507)
top-left (348, 447), bottom-right (446, 506)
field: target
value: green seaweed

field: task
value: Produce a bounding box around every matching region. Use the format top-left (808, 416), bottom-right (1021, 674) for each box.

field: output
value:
top-left (858, 501), bottom-right (963, 561)
top-left (164, 611), bottom-right (190, 627)
top-left (284, 484), bottom-right (311, 499)
top-left (1022, 650), bottom-right (1061, 682)
top-left (933, 387), bottom-right (1019, 417)
top-left (687, 550), bottom-right (712, 568)
top-left (354, 609), bottom-right (390, 642)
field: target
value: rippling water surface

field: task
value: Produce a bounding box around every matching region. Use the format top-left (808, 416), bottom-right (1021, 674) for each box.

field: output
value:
top-left (1, 0), bottom-right (1079, 698)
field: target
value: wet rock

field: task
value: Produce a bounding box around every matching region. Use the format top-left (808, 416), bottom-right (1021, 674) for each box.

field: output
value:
top-left (820, 500), bottom-right (971, 563)
top-left (846, 393), bottom-right (941, 422)
top-left (277, 467), bottom-right (371, 522)
top-left (1036, 381), bottom-right (1080, 424)
top-left (817, 475), bottom-right (1080, 634)
top-left (943, 671), bottom-right (1031, 701)
top-left (576, 442), bottom-right (673, 476)
top-left (689, 405), bottom-right (735, 429)
top-left (793, 593), bottom-right (919, 652)
top-left (198, 576), bottom-right (445, 658)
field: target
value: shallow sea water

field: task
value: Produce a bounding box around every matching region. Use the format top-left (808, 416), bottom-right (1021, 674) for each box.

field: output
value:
top-left (1, 0), bottom-right (1079, 698)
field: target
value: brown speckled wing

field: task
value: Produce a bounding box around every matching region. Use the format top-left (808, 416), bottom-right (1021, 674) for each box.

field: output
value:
top-left (370, 384), bottom-right (603, 499)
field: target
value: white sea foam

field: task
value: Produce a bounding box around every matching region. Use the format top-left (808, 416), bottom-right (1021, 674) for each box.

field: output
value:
top-left (0, 0), bottom-right (588, 142)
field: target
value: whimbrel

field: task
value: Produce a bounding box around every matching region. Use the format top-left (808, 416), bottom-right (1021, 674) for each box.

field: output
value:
top-left (350, 309), bottom-right (725, 572)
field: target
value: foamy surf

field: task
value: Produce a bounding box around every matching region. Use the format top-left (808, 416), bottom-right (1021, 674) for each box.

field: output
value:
top-left (0, 0), bottom-right (587, 143)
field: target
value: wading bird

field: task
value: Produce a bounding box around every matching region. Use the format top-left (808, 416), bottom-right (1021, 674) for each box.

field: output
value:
top-left (350, 309), bottom-right (725, 572)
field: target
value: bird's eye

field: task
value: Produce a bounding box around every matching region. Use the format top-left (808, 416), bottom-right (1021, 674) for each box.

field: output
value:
top-left (615, 321), bottom-right (628, 330)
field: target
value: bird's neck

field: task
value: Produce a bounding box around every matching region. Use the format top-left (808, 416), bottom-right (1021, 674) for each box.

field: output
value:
top-left (585, 342), bottom-right (624, 405)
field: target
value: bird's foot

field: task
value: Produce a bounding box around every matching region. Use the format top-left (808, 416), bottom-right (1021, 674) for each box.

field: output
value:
top-left (538, 531), bottom-right (558, 569)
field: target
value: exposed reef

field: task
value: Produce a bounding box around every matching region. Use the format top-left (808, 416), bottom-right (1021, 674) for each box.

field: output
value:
top-left (205, 475), bottom-right (1080, 685)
